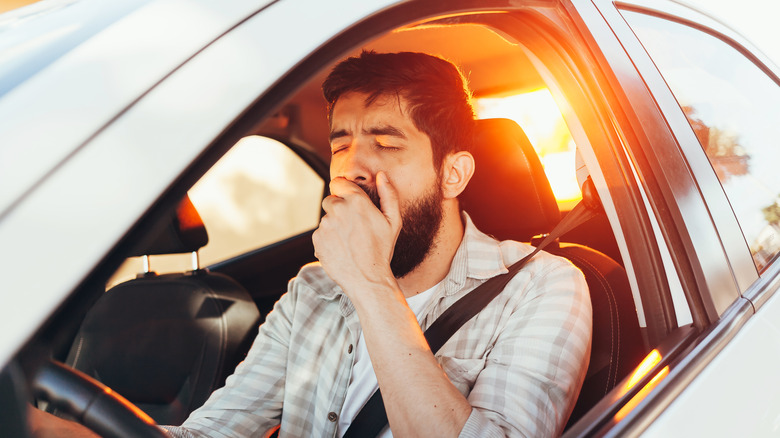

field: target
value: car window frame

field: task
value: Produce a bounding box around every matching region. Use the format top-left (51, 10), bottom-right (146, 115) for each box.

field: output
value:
top-left (482, 7), bottom-right (687, 338)
top-left (615, 1), bottom-right (780, 301)
top-left (562, 0), bottom-right (776, 434)
top-left (576, 0), bottom-right (746, 321)
top-left (13, 0), bottom-right (756, 435)
top-left (274, 4), bottom-right (707, 434)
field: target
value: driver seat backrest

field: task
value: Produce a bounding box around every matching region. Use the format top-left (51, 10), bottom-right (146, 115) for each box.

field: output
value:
top-left (64, 195), bottom-right (260, 425)
top-left (460, 118), bottom-right (647, 427)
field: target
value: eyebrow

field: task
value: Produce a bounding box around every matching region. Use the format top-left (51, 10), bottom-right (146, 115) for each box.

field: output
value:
top-left (366, 125), bottom-right (406, 139)
top-left (329, 125), bottom-right (407, 142)
top-left (329, 129), bottom-right (349, 142)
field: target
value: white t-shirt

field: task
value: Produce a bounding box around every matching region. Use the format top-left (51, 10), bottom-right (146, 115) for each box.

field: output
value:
top-left (337, 283), bottom-right (439, 437)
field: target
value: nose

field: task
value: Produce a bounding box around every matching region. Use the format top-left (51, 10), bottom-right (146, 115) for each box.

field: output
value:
top-left (331, 142), bottom-right (374, 184)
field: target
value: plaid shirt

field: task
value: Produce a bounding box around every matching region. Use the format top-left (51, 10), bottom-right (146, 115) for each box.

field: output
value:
top-left (163, 214), bottom-right (591, 437)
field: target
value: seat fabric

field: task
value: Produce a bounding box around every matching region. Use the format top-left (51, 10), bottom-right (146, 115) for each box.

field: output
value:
top-left (461, 118), bottom-right (646, 428)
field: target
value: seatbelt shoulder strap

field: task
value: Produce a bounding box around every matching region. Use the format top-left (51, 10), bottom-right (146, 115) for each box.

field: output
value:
top-left (344, 198), bottom-right (598, 437)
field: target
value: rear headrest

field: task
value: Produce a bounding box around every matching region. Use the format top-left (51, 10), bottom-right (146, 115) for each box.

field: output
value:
top-left (460, 118), bottom-right (560, 242)
top-left (130, 194), bottom-right (209, 256)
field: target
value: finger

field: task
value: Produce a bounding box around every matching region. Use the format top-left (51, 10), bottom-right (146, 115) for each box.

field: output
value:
top-left (311, 229), bottom-right (321, 259)
top-left (376, 171), bottom-right (401, 229)
top-left (329, 177), bottom-right (364, 198)
top-left (321, 194), bottom-right (342, 214)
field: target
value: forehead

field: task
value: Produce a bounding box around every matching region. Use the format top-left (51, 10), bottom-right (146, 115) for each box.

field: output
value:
top-left (331, 92), bottom-right (410, 125)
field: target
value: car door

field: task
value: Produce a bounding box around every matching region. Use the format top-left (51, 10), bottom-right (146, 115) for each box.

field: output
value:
top-left (7, 0), bottom-right (777, 435)
top-left (559, 0), bottom-right (780, 435)
top-left (606, 1), bottom-right (780, 436)
top-left (65, 0), bottom-right (698, 432)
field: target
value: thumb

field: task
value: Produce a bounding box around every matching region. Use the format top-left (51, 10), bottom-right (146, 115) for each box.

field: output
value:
top-left (376, 171), bottom-right (401, 229)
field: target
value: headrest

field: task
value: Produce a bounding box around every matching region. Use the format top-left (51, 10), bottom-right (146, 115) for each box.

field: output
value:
top-left (130, 194), bottom-right (209, 256)
top-left (460, 118), bottom-right (560, 242)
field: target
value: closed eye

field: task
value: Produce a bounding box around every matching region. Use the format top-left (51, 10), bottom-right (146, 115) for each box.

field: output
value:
top-left (330, 144), bottom-right (348, 155)
top-left (374, 141), bottom-right (400, 151)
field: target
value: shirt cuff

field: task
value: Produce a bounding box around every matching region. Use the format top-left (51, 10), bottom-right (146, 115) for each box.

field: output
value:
top-left (159, 425), bottom-right (194, 438)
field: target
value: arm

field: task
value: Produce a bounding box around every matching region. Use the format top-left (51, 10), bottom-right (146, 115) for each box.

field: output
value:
top-left (460, 259), bottom-right (592, 437)
top-left (29, 287), bottom-right (295, 438)
top-left (313, 173), bottom-right (471, 437)
top-left (352, 280), bottom-right (473, 437)
top-left (352, 256), bottom-right (591, 438)
top-left (163, 286), bottom-right (296, 438)
top-left (28, 407), bottom-right (100, 438)
top-left (315, 173), bottom-right (591, 437)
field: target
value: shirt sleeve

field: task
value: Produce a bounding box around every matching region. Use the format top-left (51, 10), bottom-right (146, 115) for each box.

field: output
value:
top-left (161, 280), bottom-right (299, 438)
top-left (459, 258), bottom-right (592, 438)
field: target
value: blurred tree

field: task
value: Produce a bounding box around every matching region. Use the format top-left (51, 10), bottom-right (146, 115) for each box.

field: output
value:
top-left (763, 200), bottom-right (780, 226)
top-left (681, 105), bottom-right (749, 181)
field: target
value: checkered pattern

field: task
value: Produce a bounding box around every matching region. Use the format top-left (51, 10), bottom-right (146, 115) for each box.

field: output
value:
top-left (162, 213), bottom-right (591, 437)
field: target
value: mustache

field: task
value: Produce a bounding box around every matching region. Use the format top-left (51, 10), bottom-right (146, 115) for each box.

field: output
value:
top-left (357, 183), bottom-right (382, 210)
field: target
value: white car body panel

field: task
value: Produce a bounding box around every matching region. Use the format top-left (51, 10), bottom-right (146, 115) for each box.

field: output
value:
top-left (643, 288), bottom-right (780, 436)
top-left (1, 0), bottom-right (779, 435)
top-left (0, 0), bottom-right (399, 379)
top-left (0, 0), bottom-right (274, 216)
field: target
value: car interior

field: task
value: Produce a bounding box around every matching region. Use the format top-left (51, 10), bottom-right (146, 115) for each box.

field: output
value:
top-left (14, 5), bottom-right (697, 436)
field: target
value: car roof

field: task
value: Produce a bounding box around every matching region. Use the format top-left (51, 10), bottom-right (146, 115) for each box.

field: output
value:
top-left (0, 0), bottom-right (145, 98)
top-left (0, 0), bottom-right (272, 219)
top-left (0, 0), bottom-right (274, 368)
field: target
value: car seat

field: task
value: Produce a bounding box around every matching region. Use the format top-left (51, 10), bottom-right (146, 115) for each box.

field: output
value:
top-left (460, 118), bottom-right (647, 428)
top-left (63, 195), bottom-right (261, 425)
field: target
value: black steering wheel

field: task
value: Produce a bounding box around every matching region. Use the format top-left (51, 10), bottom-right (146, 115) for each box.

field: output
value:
top-left (33, 360), bottom-right (166, 438)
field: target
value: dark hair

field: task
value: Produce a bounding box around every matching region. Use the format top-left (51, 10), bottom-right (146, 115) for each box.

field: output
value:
top-left (322, 51), bottom-right (475, 169)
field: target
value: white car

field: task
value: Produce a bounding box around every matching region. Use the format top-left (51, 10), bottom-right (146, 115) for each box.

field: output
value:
top-left (1, 0), bottom-right (779, 436)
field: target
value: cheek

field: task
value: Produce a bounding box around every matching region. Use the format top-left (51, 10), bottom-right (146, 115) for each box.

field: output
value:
top-left (328, 156), bottom-right (345, 179)
top-left (391, 170), bottom-right (439, 202)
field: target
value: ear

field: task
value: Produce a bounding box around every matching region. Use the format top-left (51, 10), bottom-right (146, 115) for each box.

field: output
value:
top-left (440, 151), bottom-right (475, 200)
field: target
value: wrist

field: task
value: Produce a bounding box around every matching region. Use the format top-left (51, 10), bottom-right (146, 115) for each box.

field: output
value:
top-left (342, 274), bottom-right (403, 310)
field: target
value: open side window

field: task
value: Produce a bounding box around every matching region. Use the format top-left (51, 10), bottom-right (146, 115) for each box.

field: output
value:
top-left (107, 135), bottom-right (327, 293)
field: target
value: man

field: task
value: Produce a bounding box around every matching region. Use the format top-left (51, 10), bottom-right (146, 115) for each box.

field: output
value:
top-left (30, 51), bottom-right (591, 437)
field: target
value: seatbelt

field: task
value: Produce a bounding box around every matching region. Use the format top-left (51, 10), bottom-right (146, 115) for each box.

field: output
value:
top-left (343, 188), bottom-right (600, 438)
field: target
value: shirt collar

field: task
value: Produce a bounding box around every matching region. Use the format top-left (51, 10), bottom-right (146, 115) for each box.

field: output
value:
top-left (440, 211), bottom-right (508, 296)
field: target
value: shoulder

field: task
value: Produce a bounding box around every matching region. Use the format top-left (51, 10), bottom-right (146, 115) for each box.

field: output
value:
top-left (295, 261), bottom-right (330, 284)
top-left (289, 262), bottom-right (340, 299)
top-left (498, 239), bottom-right (584, 277)
top-left (495, 239), bottom-right (589, 308)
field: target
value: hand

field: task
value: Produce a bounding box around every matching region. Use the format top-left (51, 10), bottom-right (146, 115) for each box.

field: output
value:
top-left (28, 405), bottom-right (100, 438)
top-left (312, 171), bottom-right (402, 297)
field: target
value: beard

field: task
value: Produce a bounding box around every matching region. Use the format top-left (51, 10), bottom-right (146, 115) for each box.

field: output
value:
top-left (359, 181), bottom-right (444, 279)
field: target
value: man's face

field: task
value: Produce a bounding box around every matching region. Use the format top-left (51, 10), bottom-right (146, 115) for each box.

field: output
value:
top-left (329, 92), bottom-right (445, 278)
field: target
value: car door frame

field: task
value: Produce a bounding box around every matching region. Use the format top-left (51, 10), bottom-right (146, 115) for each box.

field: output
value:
top-left (562, 0), bottom-right (780, 434)
top-left (11, 0), bottom-right (773, 434)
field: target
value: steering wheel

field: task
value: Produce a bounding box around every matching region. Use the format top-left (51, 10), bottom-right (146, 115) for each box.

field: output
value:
top-left (33, 360), bottom-right (166, 438)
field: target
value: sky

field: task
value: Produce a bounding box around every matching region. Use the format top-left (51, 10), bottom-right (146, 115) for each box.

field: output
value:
top-left (681, 0), bottom-right (780, 67)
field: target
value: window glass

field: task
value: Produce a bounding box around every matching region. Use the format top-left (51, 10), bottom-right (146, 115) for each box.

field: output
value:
top-left (622, 11), bottom-right (780, 272)
top-left (189, 136), bottom-right (324, 263)
top-left (107, 136), bottom-right (325, 288)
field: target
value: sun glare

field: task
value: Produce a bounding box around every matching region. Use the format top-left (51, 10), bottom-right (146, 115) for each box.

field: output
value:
top-left (614, 366), bottom-right (669, 422)
top-left (476, 88), bottom-right (582, 209)
top-left (625, 349), bottom-right (662, 390)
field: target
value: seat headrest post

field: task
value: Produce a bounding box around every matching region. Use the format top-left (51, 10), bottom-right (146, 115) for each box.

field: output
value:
top-left (191, 251), bottom-right (200, 271)
top-left (142, 255), bottom-right (151, 274)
